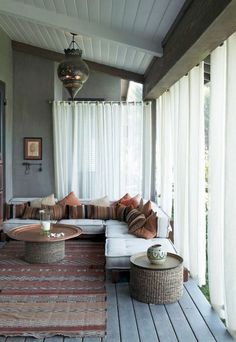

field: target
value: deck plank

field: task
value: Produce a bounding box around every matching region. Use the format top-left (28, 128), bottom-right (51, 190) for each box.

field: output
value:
top-left (102, 283), bottom-right (120, 342)
top-left (82, 338), bottom-right (101, 342)
top-left (5, 338), bottom-right (25, 342)
top-left (25, 338), bottom-right (43, 342)
top-left (185, 279), bottom-right (234, 341)
top-left (44, 337), bottom-right (63, 342)
top-left (179, 287), bottom-right (215, 341)
top-left (132, 299), bottom-right (159, 342)
top-left (149, 305), bottom-right (178, 342)
top-left (165, 301), bottom-right (197, 341)
top-left (64, 338), bottom-right (82, 342)
top-left (0, 338), bottom-right (6, 342)
top-left (116, 283), bottom-right (140, 342)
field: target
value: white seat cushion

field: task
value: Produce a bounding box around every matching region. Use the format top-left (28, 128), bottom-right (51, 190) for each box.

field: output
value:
top-left (105, 237), bottom-right (176, 269)
top-left (59, 219), bottom-right (105, 235)
top-left (105, 222), bottom-right (136, 239)
top-left (105, 219), bottom-right (126, 225)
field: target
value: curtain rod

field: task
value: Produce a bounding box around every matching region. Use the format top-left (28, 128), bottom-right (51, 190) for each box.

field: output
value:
top-left (48, 100), bottom-right (150, 104)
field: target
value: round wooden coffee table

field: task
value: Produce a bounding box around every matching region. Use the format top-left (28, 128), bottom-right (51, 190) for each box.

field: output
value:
top-left (7, 224), bottom-right (82, 263)
top-left (130, 252), bottom-right (183, 304)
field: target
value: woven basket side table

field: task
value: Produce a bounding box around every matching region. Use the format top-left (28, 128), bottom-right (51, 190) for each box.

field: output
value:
top-left (24, 240), bottom-right (65, 263)
top-left (130, 252), bottom-right (183, 304)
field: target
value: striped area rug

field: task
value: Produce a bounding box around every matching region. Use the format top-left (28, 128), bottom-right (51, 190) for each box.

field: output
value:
top-left (0, 240), bottom-right (106, 338)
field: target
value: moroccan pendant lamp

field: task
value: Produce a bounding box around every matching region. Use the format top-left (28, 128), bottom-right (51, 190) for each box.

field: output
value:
top-left (57, 33), bottom-right (89, 99)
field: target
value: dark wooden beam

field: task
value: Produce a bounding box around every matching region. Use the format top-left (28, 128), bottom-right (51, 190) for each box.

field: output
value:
top-left (144, 0), bottom-right (235, 99)
top-left (12, 41), bottom-right (144, 84)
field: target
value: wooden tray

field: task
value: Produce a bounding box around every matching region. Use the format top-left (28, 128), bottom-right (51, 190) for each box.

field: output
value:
top-left (130, 252), bottom-right (183, 271)
top-left (7, 224), bottom-right (82, 242)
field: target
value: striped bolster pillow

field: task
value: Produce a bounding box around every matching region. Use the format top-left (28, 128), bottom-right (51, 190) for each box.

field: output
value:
top-left (5, 203), bottom-right (28, 219)
top-left (69, 205), bottom-right (86, 219)
top-left (22, 206), bottom-right (40, 219)
top-left (88, 205), bottom-right (117, 220)
top-left (41, 205), bottom-right (67, 220)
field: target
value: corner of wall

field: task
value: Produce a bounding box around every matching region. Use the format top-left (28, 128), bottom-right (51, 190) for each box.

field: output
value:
top-left (0, 28), bottom-right (13, 201)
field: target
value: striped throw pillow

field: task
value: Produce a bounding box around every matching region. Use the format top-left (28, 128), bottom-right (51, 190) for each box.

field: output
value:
top-left (127, 209), bottom-right (146, 233)
top-left (116, 204), bottom-right (129, 222)
top-left (133, 211), bottom-right (158, 239)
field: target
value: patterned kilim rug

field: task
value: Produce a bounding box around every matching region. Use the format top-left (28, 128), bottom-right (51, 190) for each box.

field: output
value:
top-left (0, 240), bottom-right (106, 338)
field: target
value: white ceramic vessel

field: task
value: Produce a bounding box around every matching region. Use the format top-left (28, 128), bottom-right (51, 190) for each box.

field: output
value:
top-left (147, 244), bottom-right (167, 265)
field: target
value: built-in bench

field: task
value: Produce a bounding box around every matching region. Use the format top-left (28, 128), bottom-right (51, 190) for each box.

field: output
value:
top-left (2, 197), bottom-right (177, 282)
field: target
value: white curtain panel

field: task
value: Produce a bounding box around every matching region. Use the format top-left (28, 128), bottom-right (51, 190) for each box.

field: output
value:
top-left (53, 102), bottom-right (73, 197)
top-left (208, 32), bottom-right (236, 338)
top-left (171, 75), bottom-right (190, 270)
top-left (170, 63), bottom-right (206, 285)
top-left (188, 65), bottom-right (206, 286)
top-left (208, 43), bottom-right (226, 319)
top-left (224, 33), bottom-right (236, 338)
top-left (142, 104), bottom-right (152, 199)
top-left (156, 91), bottom-right (173, 217)
top-left (53, 101), bottom-right (152, 200)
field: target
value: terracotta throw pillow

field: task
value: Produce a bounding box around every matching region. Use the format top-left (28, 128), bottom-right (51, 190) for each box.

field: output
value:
top-left (133, 212), bottom-right (158, 239)
top-left (118, 193), bottom-right (131, 204)
top-left (120, 194), bottom-right (141, 208)
top-left (58, 192), bottom-right (81, 206)
top-left (140, 200), bottom-right (152, 218)
top-left (111, 193), bottom-right (131, 207)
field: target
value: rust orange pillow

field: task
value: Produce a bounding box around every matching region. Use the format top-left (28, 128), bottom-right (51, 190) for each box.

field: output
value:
top-left (58, 191), bottom-right (81, 206)
top-left (112, 193), bottom-right (132, 207)
top-left (118, 193), bottom-right (131, 203)
top-left (120, 194), bottom-right (141, 208)
top-left (141, 200), bottom-right (152, 218)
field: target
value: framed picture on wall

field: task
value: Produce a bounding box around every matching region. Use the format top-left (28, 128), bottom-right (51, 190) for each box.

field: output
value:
top-left (24, 137), bottom-right (42, 160)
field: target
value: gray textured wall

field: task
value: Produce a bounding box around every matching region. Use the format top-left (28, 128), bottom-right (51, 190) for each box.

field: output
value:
top-left (13, 51), bottom-right (55, 197)
top-left (0, 27), bottom-right (13, 201)
top-left (13, 52), bottom-right (121, 197)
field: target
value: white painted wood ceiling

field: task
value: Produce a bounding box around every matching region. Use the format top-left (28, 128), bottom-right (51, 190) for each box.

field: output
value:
top-left (0, 0), bottom-right (185, 75)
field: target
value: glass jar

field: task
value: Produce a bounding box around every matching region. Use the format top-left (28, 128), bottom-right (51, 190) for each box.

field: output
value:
top-left (39, 209), bottom-right (51, 235)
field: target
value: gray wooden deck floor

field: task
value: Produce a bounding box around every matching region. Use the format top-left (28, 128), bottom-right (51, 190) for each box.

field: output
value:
top-left (0, 278), bottom-right (233, 342)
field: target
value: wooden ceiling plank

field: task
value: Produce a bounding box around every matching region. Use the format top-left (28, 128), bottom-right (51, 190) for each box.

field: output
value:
top-left (0, 0), bottom-right (162, 56)
top-left (12, 40), bottom-right (144, 83)
top-left (144, 0), bottom-right (235, 99)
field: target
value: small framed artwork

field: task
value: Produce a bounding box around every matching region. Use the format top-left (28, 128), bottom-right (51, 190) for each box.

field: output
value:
top-left (24, 137), bottom-right (42, 160)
